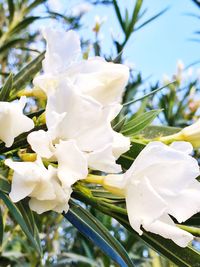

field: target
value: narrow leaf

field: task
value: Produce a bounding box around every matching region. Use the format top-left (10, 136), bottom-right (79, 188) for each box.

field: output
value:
top-left (7, 0), bottom-right (15, 23)
top-left (113, 0), bottom-right (125, 32)
top-left (0, 207), bottom-right (3, 246)
top-left (123, 81), bottom-right (176, 106)
top-left (0, 191), bottom-right (41, 255)
top-left (64, 200), bottom-right (134, 267)
top-left (126, 0), bottom-right (143, 40)
top-left (0, 175), bottom-right (11, 194)
top-left (10, 17), bottom-right (40, 35)
top-left (16, 200), bottom-right (42, 253)
top-left (12, 52), bottom-right (45, 94)
top-left (0, 39), bottom-right (25, 54)
top-left (141, 125), bottom-right (181, 139)
top-left (0, 73), bottom-right (13, 101)
top-left (73, 191), bottom-right (200, 267)
top-left (121, 110), bottom-right (161, 136)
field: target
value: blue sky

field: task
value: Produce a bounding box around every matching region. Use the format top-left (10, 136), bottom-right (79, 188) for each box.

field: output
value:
top-left (37, 0), bottom-right (200, 81)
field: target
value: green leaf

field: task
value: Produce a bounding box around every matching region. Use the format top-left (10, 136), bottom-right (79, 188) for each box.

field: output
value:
top-left (73, 191), bottom-right (200, 267)
top-left (112, 115), bottom-right (127, 132)
top-left (12, 52), bottom-right (45, 94)
top-left (117, 141), bottom-right (145, 169)
top-left (0, 39), bottom-right (25, 55)
top-left (0, 73), bottom-right (13, 101)
top-left (65, 200), bottom-right (134, 267)
top-left (10, 17), bottom-right (40, 35)
top-left (113, 0), bottom-right (125, 32)
top-left (123, 81), bottom-right (176, 106)
top-left (0, 191), bottom-right (42, 255)
top-left (126, 0), bottom-right (143, 40)
top-left (0, 207), bottom-right (3, 246)
top-left (23, 0), bottom-right (47, 15)
top-left (141, 125), bottom-right (181, 139)
top-left (0, 175), bottom-right (11, 194)
top-left (121, 110), bottom-right (161, 136)
top-left (7, 0), bottom-right (15, 23)
top-left (16, 200), bottom-right (42, 253)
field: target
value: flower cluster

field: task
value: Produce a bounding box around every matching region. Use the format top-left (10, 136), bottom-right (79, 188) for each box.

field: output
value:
top-left (3, 26), bottom-right (200, 248)
top-left (5, 27), bottom-right (130, 214)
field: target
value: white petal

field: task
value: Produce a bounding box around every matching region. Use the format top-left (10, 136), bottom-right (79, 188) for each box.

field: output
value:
top-left (27, 130), bottom-right (55, 159)
top-left (87, 144), bottom-right (122, 173)
top-left (170, 141), bottom-right (193, 154)
top-left (30, 165), bottom-right (57, 200)
top-left (144, 214), bottom-right (193, 247)
top-left (164, 180), bottom-right (200, 223)
top-left (104, 174), bottom-right (126, 189)
top-left (29, 181), bottom-right (71, 214)
top-left (0, 97), bottom-right (34, 147)
top-left (29, 198), bottom-right (58, 214)
top-left (126, 141), bottom-right (200, 194)
top-left (126, 176), bottom-right (167, 235)
top-left (42, 27), bottom-right (81, 74)
top-left (55, 140), bottom-right (88, 187)
top-left (46, 79), bottom-right (117, 151)
top-left (5, 158), bottom-right (45, 202)
top-left (74, 57), bottom-right (129, 105)
top-left (112, 131), bottom-right (130, 159)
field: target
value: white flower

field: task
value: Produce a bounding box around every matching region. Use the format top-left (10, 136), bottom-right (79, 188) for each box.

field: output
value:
top-left (28, 79), bottom-right (129, 173)
top-left (5, 157), bottom-right (71, 214)
top-left (30, 26), bottom-right (130, 173)
top-left (0, 97), bottom-right (34, 147)
top-left (104, 141), bottom-right (200, 247)
top-left (54, 140), bottom-right (88, 188)
top-left (34, 27), bottom-right (129, 106)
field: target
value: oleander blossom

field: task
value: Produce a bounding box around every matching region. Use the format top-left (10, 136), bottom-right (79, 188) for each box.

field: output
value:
top-left (34, 27), bottom-right (129, 105)
top-left (0, 97), bottom-right (34, 147)
top-left (28, 26), bottom-right (130, 174)
top-left (5, 157), bottom-right (72, 214)
top-left (103, 141), bottom-right (200, 247)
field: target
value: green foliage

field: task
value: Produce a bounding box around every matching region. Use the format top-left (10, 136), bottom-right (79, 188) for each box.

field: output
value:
top-left (65, 200), bottom-right (134, 267)
top-left (121, 110), bottom-right (161, 136)
top-left (0, 1), bottom-right (199, 267)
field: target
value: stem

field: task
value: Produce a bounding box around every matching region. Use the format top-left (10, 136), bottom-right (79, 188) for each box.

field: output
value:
top-left (177, 224), bottom-right (200, 237)
top-left (84, 174), bottom-right (105, 184)
top-left (83, 174), bottom-right (125, 197)
top-left (156, 132), bottom-right (183, 144)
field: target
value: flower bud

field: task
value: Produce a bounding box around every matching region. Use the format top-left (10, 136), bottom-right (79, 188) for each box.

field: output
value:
top-left (158, 119), bottom-right (200, 148)
top-left (180, 119), bottom-right (200, 148)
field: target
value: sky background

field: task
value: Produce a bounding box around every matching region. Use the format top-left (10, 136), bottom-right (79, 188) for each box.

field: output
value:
top-left (38, 0), bottom-right (200, 82)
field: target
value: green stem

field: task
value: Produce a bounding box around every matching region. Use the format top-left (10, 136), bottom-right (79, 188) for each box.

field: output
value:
top-left (177, 225), bottom-right (200, 237)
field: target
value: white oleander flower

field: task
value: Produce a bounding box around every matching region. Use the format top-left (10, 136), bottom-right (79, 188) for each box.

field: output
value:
top-left (0, 97), bottom-right (34, 147)
top-left (103, 141), bottom-right (200, 247)
top-left (5, 157), bottom-right (72, 214)
top-left (28, 79), bottom-right (129, 173)
top-left (34, 27), bottom-right (129, 106)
